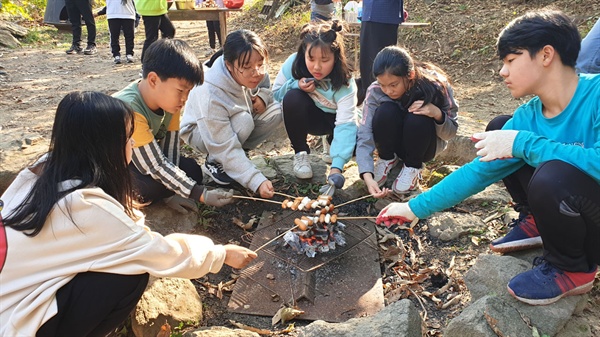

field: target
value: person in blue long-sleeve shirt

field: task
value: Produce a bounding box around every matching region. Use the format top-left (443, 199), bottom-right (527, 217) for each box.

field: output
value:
top-left (356, 0), bottom-right (405, 105)
top-left (377, 10), bottom-right (600, 306)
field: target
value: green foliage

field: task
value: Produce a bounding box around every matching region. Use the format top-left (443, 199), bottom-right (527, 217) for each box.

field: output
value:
top-left (1, 0), bottom-right (46, 21)
top-left (196, 204), bottom-right (218, 229)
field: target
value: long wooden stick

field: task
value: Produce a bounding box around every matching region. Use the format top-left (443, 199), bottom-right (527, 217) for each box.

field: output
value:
top-left (253, 225), bottom-right (299, 252)
top-left (336, 194), bottom-right (373, 208)
top-left (274, 191), bottom-right (296, 199)
top-left (232, 195), bottom-right (282, 205)
top-left (336, 216), bottom-right (377, 220)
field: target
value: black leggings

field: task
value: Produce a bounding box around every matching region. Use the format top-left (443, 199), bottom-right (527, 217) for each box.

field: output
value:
top-left (37, 272), bottom-right (149, 337)
top-left (129, 156), bottom-right (203, 203)
top-left (487, 116), bottom-right (600, 271)
top-left (373, 101), bottom-right (436, 168)
top-left (282, 89), bottom-right (336, 154)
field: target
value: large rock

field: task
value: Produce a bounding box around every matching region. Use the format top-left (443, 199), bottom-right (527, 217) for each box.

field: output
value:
top-left (458, 254), bottom-right (589, 337)
top-left (445, 295), bottom-right (534, 337)
top-left (435, 115), bottom-right (486, 165)
top-left (132, 277), bottom-right (203, 337)
top-left (298, 299), bottom-right (422, 337)
top-left (427, 212), bottom-right (486, 241)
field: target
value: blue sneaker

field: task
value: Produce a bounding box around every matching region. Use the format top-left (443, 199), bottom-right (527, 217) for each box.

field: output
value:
top-left (490, 213), bottom-right (542, 253)
top-left (508, 257), bottom-right (597, 305)
top-left (202, 161), bottom-right (234, 185)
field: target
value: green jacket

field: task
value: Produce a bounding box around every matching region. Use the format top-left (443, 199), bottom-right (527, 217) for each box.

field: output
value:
top-left (136, 0), bottom-right (169, 16)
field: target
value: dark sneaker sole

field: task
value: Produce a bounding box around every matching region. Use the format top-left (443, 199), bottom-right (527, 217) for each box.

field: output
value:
top-left (507, 281), bottom-right (594, 305)
top-left (201, 164), bottom-right (232, 185)
top-left (489, 237), bottom-right (543, 253)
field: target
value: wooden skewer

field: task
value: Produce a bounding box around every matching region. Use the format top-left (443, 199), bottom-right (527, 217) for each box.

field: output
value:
top-left (274, 191), bottom-right (296, 199)
top-left (336, 195), bottom-right (373, 208)
top-left (336, 216), bottom-right (377, 220)
top-left (232, 195), bottom-right (282, 205)
top-left (253, 225), bottom-right (299, 253)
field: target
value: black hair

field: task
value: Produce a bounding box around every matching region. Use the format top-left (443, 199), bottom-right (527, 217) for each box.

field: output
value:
top-left (373, 46), bottom-right (450, 110)
top-left (216, 29), bottom-right (269, 69)
top-left (497, 9), bottom-right (580, 67)
top-left (3, 92), bottom-right (137, 236)
top-left (142, 39), bottom-right (204, 85)
top-left (291, 20), bottom-right (352, 91)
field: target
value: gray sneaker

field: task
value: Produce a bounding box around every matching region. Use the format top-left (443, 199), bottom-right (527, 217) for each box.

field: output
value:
top-left (126, 54), bottom-right (134, 63)
top-left (66, 44), bottom-right (83, 54)
top-left (83, 44), bottom-right (97, 55)
top-left (114, 56), bottom-right (121, 64)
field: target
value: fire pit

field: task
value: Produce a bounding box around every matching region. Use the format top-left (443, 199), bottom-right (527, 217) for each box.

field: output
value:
top-left (228, 210), bottom-right (384, 322)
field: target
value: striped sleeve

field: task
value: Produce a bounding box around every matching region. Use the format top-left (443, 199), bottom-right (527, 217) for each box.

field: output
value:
top-left (161, 130), bottom-right (180, 166)
top-left (132, 140), bottom-right (196, 198)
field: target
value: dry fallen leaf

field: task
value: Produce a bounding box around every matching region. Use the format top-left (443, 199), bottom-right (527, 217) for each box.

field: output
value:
top-left (232, 216), bottom-right (255, 230)
top-left (272, 306), bottom-right (305, 326)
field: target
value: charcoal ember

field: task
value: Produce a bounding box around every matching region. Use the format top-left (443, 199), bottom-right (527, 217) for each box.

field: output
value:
top-left (283, 220), bottom-right (347, 257)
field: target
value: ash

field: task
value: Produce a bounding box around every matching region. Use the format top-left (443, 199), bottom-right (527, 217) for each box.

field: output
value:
top-left (283, 221), bottom-right (347, 258)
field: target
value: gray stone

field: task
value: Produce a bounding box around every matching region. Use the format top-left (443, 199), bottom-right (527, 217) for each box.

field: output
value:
top-left (555, 316), bottom-right (592, 337)
top-left (142, 202), bottom-right (199, 235)
top-left (435, 115), bottom-right (486, 165)
top-left (250, 156), bottom-right (278, 179)
top-left (0, 29), bottom-right (20, 48)
top-left (445, 295), bottom-right (533, 337)
top-left (298, 299), bottom-right (422, 337)
top-left (184, 326), bottom-right (260, 337)
top-left (132, 277), bottom-right (203, 337)
top-left (463, 254), bottom-right (589, 336)
top-left (428, 212), bottom-right (486, 241)
top-left (461, 183), bottom-right (511, 208)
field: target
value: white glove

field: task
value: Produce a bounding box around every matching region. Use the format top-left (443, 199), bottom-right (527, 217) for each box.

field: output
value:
top-left (163, 195), bottom-right (198, 214)
top-left (376, 202), bottom-right (416, 227)
top-left (473, 130), bottom-right (518, 162)
top-left (202, 188), bottom-right (234, 207)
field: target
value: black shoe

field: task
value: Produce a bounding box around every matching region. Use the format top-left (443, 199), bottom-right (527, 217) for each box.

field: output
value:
top-left (202, 161), bottom-right (234, 185)
top-left (66, 44), bottom-right (83, 54)
top-left (83, 44), bottom-right (97, 55)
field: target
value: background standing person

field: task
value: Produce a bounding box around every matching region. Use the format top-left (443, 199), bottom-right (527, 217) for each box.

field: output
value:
top-left (310, 0), bottom-right (336, 21)
top-left (0, 91), bottom-right (256, 336)
top-left (136, 0), bottom-right (176, 62)
top-left (203, 0), bottom-right (224, 56)
top-left (356, 0), bottom-right (405, 105)
top-left (65, 0), bottom-right (97, 55)
top-left (576, 18), bottom-right (600, 74)
top-left (96, 0), bottom-right (137, 64)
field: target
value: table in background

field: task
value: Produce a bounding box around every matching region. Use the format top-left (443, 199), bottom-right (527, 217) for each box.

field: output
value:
top-left (168, 8), bottom-right (242, 42)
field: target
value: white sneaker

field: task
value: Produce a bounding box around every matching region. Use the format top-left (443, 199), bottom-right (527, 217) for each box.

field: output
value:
top-left (373, 155), bottom-right (399, 187)
top-left (114, 55), bottom-right (121, 64)
top-left (393, 164), bottom-right (422, 193)
top-left (126, 54), bottom-right (134, 63)
top-left (293, 151), bottom-right (313, 179)
top-left (321, 135), bottom-right (332, 164)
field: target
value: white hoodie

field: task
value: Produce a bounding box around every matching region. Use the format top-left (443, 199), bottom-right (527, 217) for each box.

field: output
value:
top-left (181, 56), bottom-right (276, 192)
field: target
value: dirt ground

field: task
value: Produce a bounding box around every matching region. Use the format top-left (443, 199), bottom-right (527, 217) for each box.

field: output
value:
top-left (0, 0), bottom-right (599, 335)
